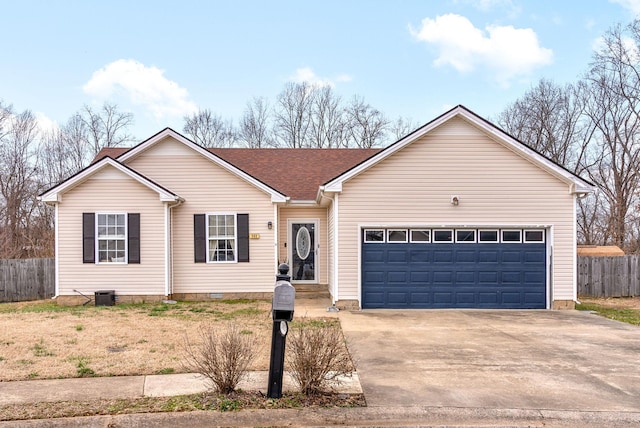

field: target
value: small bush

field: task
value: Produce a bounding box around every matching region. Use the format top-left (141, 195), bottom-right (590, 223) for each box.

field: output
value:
top-left (183, 322), bottom-right (256, 393)
top-left (287, 318), bottom-right (354, 395)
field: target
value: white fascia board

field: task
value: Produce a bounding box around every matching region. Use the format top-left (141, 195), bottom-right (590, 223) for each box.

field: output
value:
top-left (39, 157), bottom-right (182, 203)
top-left (323, 106), bottom-right (595, 195)
top-left (118, 128), bottom-right (288, 203)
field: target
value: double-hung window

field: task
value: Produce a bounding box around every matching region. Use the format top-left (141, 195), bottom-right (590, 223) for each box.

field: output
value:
top-left (208, 214), bottom-right (237, 262)
top-left (97, 213), bottom-right (127, 263)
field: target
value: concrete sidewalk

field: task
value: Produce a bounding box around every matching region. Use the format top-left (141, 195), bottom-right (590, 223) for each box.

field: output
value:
top-left (0, 371), bottom-right (361, 407)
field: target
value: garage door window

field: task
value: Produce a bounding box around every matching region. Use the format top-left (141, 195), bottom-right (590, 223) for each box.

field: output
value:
top-left (524, 230), bottom-right (545, 242)
top-left (388, 229), bottom-right (408, 243)
top-left (478, 230), bottom-right (499, 242)
top-left (433, 229), bottom-right (453, 242)
top-left (410, 229), bottom-right (431, 243)
top-left (501, 230), bottom-right (522, 243)
top-left (456, 230), bottom-right (476, 243)
top-left (364, 229), bottom-right (385, 243)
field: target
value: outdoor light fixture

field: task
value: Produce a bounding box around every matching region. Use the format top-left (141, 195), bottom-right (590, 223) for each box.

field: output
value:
top-left (451, 196), bottom-right (459, 206)
top-left (268, 221), bottom-right (273, 230)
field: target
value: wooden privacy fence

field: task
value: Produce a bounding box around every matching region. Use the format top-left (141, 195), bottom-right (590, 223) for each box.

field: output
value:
top-left (577, 256), bottom-right (640, 297)
top-left (0, 258), bottom-right (55, 302)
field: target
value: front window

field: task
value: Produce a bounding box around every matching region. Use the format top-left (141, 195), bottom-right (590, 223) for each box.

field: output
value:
top-left (97, 213), bottom-right (126, 263)
top-left (208, 214), bottom-right (236, 262)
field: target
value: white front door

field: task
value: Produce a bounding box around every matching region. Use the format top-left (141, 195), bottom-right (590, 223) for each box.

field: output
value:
top-left (289, 220), bottom-right (318, 283)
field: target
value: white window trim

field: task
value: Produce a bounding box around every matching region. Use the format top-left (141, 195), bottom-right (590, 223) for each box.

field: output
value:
top-left (455, 229), bottom-right (477, 243)
top-left (95, 212), bottom-right (128, 264)
top-left (409, 229), bottom-right (431, 243)
top-left (478, 229), bottom-right (500, 243)
top-left (387, 229), bottom-right (408, 243)
top-left (501, 229), bottom-right (522, 243)
top-left (206, 212), bottom-right (238, 263)
top-left (432, 229), bottom-right (454, 243)
top-left (364, 229), bottom-right (386, 243)
top-left (524, 229), bottom-right (545, 243)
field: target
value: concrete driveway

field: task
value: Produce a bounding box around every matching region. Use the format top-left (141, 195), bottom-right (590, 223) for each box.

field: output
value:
top-left (339, 310), bottom-right (640, 411)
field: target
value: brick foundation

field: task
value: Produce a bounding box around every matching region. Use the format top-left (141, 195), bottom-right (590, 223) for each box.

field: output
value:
top-left (552, 300), bottom-right (576, 310)
top-left (334, 299), bottom-right (360, 310)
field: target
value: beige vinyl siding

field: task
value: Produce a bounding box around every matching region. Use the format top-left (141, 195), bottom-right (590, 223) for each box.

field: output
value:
top-left (127, 137), bottom-right (276, 293)
top-left (336, 118), bottom-right (576, 303)
top-left (278, 207), bottom-right (328, 284)
top-left (57, 167), bottom-right (166, 296)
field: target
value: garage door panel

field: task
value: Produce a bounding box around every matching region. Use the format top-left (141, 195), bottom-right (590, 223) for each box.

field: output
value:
top-left (364, 270), bottom-right (385, 283)
top-left (501, 271), bottom-right (522, 283)
top-left (410, 250), bottom-right (430, 263)
top-left (364, 249), bottom-right (385, 263)
top-left (456, 271), bottom-right (475, 283)
top-left (410, 271), bottom-right (430, 283)
top-left (434, 250), bottom-right (453, 262)
top-left (388, 250), bottom-right (408, 263)
top-left (455, 292), bottom-right (476, 304)
top-left (362, 235), bottom-right (546, 309)
top-left (433, 292), bottom-right (453, 304)
top-left (456, 250), bottom-right (477, 263)
top-left (388, 271), bottom-right (407, 282)
top-left (410, 292), bottom-right (430, 304)
top-left (387, 292), bottom-right (409, 304)
top-left (502, 251), bottom-right (522, 262)
top-left (433, 271), bottom-right (453, 284)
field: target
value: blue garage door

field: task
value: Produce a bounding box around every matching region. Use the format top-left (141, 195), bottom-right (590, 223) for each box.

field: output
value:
top-left (362, 229), bottom-right (547, 309)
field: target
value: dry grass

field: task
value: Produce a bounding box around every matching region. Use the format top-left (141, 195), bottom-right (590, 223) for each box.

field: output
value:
top-left (0, 391), bottom-right (366, 421)
top-left (0, 299), bottom-right (273, 381)
top-left (579, 296), bottom-right (640, 309)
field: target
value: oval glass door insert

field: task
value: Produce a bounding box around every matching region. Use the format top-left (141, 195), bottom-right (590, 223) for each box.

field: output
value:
top-left (296, 226), bottom-right (311, 260)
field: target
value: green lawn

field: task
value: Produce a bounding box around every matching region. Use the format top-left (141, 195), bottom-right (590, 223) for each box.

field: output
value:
top-left (576, 302), bottom-right (640, 326)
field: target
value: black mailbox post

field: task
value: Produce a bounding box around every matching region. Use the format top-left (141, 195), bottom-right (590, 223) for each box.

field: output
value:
top-left (267, 263), bottom-right (295, 398)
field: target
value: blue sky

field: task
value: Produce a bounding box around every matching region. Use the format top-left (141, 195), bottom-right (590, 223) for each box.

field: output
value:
top-left (1, 0), bottom-right (639, 141)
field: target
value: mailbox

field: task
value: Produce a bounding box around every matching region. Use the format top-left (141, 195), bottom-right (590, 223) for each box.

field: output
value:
top-left (272, 281), bottom-right (295, 321)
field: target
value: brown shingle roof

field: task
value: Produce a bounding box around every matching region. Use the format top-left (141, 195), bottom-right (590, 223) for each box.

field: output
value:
top-left (93, 146), bottom-right (379, 200)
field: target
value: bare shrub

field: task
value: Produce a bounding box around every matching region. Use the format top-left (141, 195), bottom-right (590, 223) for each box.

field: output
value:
top-left (287, 318), bottom-right (354, 395)
top-left (183, 322), bottom-right (256, 393)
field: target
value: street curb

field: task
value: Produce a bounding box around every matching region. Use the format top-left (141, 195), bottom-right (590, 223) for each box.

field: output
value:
top-left (2, 406), bottom-right (639, 427)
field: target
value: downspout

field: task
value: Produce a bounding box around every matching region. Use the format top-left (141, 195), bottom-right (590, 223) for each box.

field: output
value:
top-left (53, 203), bottom-right (59, 298)
top-left (573, 192), bottom-right (589, 306)
top-left (166, 198), bottom-right (184, 297)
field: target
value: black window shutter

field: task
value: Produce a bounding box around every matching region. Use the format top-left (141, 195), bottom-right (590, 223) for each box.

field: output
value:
top-left (194, 214), bottom-right (206, 263)
top-left (237, 214), bottom-right (249, 263)
top-left (128, 213), bottom-right (140, 264)
top-left (82, 213), bottom-right (95, 263)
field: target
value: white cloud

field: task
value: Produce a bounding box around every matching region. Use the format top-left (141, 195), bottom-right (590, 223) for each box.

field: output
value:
top-left (610, 0), bottom-right (640, 15)
top-left (83, 59), bottom-right (198, 121)
top-left (34, 112), bottom-right (59, 134)
top-left (410, 14), bottom-right (553, 87)
top-left (288, 67), bottom-right (352, 87)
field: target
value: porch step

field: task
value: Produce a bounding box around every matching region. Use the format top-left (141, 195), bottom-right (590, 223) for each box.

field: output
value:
top-left (293, 283), bottom-right (330, 299)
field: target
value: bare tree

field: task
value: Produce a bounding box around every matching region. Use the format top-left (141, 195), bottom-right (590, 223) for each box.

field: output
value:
top-left (238, 97), bottom-right (273, 148)
top-left (273, 82), bottom-right (314, 148)
top-left (80, 103), bottom-right (134, 155)
top-left (389, 116), bottom-right (420, 142)
top-left (344, 96), bottom-right (389, 148)
top-left (39, 114), bottom-right (91, 188)
top-left (496, 78), bottom-right (593, 173)
top-left (0, 108), bottom-right (42, 258)
top-left (183, 109), bottom-right (237, 148)
top-left (309, 86), bottom-right (347, 148)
